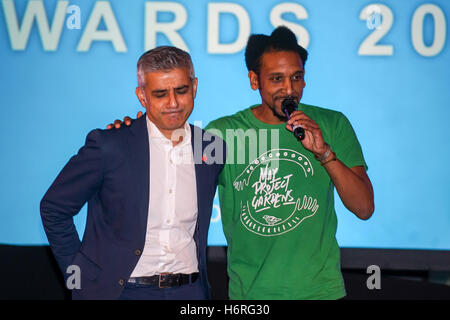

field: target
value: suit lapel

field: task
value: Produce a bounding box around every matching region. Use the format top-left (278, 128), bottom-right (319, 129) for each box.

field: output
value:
top-left (190, 124), bottom-right (206, 221)
top-left (128, 115), bottom-right (150, 239)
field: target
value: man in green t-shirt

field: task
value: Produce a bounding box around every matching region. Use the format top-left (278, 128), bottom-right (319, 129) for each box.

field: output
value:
top-left (204, 26), bottom-right (374, 300)
top-left (110, 27), bottom-right (374, 300)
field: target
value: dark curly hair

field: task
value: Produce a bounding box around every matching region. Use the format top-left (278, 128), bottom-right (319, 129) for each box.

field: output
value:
top-left (245, 26), bottom-right (308, 74)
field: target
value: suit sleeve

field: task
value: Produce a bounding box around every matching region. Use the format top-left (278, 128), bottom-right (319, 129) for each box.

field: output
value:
top-left (40, 129), bottom-right (104, 275)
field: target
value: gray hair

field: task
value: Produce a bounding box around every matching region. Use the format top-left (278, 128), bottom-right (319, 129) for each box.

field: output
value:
top-left (137, 46), bottom-right (195, 87)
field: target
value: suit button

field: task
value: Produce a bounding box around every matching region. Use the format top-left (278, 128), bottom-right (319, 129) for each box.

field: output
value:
top-left (119, 279), bottom-right (125, 286)
top-left (135, 249), bottom-right (142, 256)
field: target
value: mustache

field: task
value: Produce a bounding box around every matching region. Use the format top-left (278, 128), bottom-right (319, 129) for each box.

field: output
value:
top-left (275, 95), bottom-right (299, 103)
top-left (161, 108), bottom-right (184, 114)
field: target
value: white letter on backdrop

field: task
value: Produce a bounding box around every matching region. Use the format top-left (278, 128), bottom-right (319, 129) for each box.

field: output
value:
top-left (77, 1), bottom-right (127, 52)
top-left (145, 2), bottom-right (188, 51)
top-left (2, 0), bottom-right (68, 51)
top-left (270, 2), bottom-right (310, 49)
top-left (208, 3), bottom-right (250, 54)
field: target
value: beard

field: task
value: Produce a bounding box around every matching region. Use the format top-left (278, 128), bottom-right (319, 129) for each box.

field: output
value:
top-left (268, 103), bottom-right (289, 122)
top-left (268, 95), bottom-right (298, 122)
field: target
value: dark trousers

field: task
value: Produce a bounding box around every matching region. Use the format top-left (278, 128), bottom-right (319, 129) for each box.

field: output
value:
top-left (119, 278), bottom-right (206, 300)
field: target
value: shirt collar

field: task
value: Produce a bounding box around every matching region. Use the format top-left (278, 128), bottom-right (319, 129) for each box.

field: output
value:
top-left (146, 116), bottom-right (191, 147)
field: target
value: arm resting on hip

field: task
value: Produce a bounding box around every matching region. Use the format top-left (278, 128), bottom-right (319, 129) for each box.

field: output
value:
top-left (40, 130), bottom-right (104, 273)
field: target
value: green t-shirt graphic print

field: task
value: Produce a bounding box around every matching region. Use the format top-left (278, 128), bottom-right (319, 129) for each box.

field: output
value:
top-left (206, 103), bottom-right (367, 300)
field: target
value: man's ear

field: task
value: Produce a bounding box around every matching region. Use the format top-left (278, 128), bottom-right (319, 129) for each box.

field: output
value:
top-left (135, 87), bottom-right (146, 107)
top-left (248, 71), bottom-right (259, 91)
top-left (192, 77), bottom-right (198, 99)
top-left (303, 69), bottom-right (306, 89)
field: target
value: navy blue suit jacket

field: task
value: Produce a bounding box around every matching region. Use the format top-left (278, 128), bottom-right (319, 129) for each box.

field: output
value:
top-left (40, 115), bottom-right (225, 300)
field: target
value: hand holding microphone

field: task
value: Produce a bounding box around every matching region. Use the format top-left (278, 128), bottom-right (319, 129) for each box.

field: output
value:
top-left (282, 97), bottom-right (305, 140)
top-left (282, 98), bottom-right (332, 163)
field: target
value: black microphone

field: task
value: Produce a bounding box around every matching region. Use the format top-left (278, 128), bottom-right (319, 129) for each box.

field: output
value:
top-left (282, 98), bottom-right (305, 140)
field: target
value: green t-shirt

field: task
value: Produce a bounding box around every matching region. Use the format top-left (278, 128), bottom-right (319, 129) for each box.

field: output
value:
top-left (205, 103), bottom-right (367, 300)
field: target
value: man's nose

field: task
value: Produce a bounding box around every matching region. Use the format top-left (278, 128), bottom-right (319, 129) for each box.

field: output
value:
top-left (283, 78), bottom-right (294, 95)
top-left (168, 90), bottom-right (179, 108)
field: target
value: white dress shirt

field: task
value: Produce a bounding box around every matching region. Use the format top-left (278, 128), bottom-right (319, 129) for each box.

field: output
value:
top-left (130, 118), bottom-right (198, 277)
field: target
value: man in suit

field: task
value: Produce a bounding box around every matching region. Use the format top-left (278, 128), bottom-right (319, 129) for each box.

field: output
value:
top-left (40, 46), bottom-right (225, 300)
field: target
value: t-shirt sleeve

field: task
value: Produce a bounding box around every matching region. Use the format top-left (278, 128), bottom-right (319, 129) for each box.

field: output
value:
top-left (204, 120), bottom-right (219, 132)
top-left (205, 119), bottom-right (228, 186)
top-left (331, 113), bottom-right (368, 170)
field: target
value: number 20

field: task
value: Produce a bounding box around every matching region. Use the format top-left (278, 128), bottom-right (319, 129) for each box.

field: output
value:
top-left (358, 3), bottom-right (447, 57)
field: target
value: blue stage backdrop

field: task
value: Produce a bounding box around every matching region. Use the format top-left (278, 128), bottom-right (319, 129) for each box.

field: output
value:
top-left (0, 0), bottom-right (449, 250)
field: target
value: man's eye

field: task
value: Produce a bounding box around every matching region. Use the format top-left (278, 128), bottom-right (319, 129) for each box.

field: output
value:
top-left (291, 74), bottom-right (303, 81)
top-left (271, 76), bottom-right (283, 82)
top-left (176, 88), bottom-right (188, 94)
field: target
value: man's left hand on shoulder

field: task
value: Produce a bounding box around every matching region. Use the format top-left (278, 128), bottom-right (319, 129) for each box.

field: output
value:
top-left (106, 111), bottom-right (143, 129)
